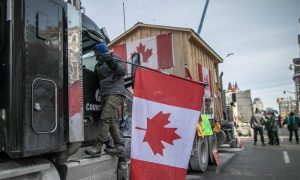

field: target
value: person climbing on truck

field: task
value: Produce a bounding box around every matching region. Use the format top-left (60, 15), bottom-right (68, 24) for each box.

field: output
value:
top-left (85, 43), bottom-right (127, 157)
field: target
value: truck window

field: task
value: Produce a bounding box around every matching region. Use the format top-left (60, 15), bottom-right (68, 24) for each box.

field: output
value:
top-left (0, 1), bottom-right (4, 51)
top-left (82, 51), bottom-right (97, 71)
top-left (82, 31), bottom-right (100, 71)
top-left (36, 12), bottom-right (59, 42)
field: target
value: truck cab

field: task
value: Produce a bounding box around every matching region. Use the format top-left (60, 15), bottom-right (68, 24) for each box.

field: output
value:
top-left (0, 0), bottom-right (133, 179)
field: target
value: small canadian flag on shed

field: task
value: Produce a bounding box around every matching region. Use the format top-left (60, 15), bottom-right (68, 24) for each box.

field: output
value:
top-left (184, 64), bottom-right (193, 80)
top-left (111, 33), bottom-right (174, 70)
top-left (198, 63), bottom-right (213, 97)
top-left (131, 67), bottom-right (205, 180)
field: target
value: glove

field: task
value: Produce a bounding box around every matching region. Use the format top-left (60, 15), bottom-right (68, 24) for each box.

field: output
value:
top-left (102, 53), bottom-right (117, 70)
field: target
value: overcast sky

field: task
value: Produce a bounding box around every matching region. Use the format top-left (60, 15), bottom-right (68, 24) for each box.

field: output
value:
top-left (81, 0), bottom-right (300, 110)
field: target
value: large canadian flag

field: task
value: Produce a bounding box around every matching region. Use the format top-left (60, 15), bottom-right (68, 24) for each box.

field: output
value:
top-left (131, 67), bottom-right (205, 180)
top-left (111, 33), bottom-right (174, 70)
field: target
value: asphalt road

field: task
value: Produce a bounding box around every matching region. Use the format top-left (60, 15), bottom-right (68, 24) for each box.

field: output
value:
top-left (187, 128), bottom-right (300, 180)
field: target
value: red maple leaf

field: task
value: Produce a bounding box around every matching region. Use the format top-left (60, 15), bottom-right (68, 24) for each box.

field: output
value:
top-left (136, 111), bottom-right (181, 156)
top-left (131, 42), bottom-right (153, 63)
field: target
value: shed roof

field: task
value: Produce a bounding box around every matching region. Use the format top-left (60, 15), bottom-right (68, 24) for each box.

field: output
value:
top-left (108, 22), bottom-right (223, 63)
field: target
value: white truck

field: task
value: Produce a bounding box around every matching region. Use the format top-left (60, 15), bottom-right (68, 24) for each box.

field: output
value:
top-left (226, 89), bottom-right (253, 137)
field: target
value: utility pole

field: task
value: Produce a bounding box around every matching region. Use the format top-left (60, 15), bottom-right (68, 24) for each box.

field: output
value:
top-left (123, 2), bottom-right (126, 33)
top-left (197, 0), bottom-right (210, 35)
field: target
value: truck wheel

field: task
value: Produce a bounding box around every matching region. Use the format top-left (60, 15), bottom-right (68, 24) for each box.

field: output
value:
top-left (189, 137), bottom-right (208, 172)
top-left (207, 134), bottom-right (218, 165)
top-left (216, 130), bottom-right (226, 147)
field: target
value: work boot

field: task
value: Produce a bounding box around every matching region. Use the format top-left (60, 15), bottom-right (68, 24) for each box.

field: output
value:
top-left (84, 142), bottom-right (103, 157)
top-left (262, 142), bottom-right (266, 146)
top-left (105, 143), bottom-right (115, 149)
top-left (104, 145), bottom-right (125, 157)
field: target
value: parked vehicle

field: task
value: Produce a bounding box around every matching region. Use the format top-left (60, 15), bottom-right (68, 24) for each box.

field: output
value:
top-left (226, 90), bottom-right (252, 137)
top-left (0, 0), bottom-right (136, 179)
top-left (0, 0), bottom-right (225, 178)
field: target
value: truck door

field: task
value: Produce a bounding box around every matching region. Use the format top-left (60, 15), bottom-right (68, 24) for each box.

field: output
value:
top-left (22, 0), bottom-right (65, 155)
top-left (82, 50), bottom-right (101, 141)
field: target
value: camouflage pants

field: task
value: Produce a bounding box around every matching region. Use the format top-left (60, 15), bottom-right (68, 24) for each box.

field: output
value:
top-left (98, 95), bottom-right (124, 147)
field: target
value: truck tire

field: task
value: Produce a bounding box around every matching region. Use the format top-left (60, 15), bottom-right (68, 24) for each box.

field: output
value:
top-left (216, 130), bottom-right (226, 147)
top-left (189, 136), bottom-right (208, 172)
top-left (207, 134), bottom-right (218, 165)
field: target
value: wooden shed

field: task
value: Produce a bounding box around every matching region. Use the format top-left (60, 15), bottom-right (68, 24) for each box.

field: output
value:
top-left (108, 22), bottom-right (224, 121)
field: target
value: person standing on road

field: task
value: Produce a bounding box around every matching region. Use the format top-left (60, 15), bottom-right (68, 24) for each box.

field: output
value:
top-left (85, 43), bottom-right (127, 157)
top-left (264, 114), bottom-right (273, 145)
top-left (278, 114), bottom-right (283, 128)
top-left (250, 108), bottom-right (266, 146)
top-left (269, 112), bottom-right (280, 145)
top-left (284, 112), bottom-right (300, 144)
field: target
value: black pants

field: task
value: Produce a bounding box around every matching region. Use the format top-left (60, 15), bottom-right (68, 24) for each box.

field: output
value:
top-left (267, 130), bottom-right (273, 144)
top-left (289, 129), bottom-right (299, 142)
top-left (272, 131), bottom-right (279, 145)
top-left (254, 127), bottom-right (264, 143)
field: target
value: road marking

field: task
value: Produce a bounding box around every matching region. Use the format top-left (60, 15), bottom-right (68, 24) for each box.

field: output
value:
top-left (280, 137), bottom-right (283, 142)
top-left (283, 151), bottom-right (290, 164)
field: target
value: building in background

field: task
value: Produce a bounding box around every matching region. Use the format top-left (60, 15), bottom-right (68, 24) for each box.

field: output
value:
top-left (277, 97), bottom-right (297, 116)
top-left (108, 22), bottom-right (224, 121)
top-left (253, 97), bottom-right (264, 112)
top-left (292, 19), bottom-right (300, 115)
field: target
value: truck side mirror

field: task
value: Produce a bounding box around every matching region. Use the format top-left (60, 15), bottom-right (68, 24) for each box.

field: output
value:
top-left (131, 53), bottom-right (141, 88)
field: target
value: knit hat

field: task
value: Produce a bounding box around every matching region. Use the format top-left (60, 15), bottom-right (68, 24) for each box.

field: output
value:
top-left (95, 43), bottom-right (109, 54)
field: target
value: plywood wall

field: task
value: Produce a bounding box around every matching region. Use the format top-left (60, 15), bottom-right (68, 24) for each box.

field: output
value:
top-left (111, 26), bottom-right (223, 120)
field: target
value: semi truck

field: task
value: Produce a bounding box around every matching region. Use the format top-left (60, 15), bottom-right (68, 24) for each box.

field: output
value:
top-left (0, 0), bottom-right (224, 178)
top-left (0, 0), bottom-right (137, 179)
